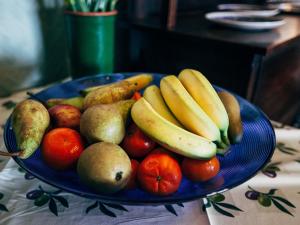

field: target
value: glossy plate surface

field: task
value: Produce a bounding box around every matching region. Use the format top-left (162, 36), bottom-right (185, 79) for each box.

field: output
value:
top-left (205, 11), bottom-right (285, 30)
top-left (4, 73), bottom-right (276, 205)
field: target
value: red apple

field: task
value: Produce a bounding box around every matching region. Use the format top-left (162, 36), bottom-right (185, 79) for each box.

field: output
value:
top-left (48, 104), bottom-right (81, 129)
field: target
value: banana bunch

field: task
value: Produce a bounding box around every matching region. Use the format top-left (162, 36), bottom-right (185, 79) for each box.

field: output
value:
top-left (131, 69), bottom-right (243, 158)
top-left (131, 98), bottom-right (217, 159)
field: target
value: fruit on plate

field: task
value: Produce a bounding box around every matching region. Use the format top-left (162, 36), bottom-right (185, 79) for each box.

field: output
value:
top-left (11, 99), bottom-right (50, 159)
top-left (143, 85), bottom-right (183, 127)
top-left (80, 100), bottom-right (135, 144)
top-left (42, 128), bottom-right (84, 170)
top-left (137, 151), bottom-right (182, 196)
top-left (77, 142), bottom-right (131, 194)
top-left (151, 147), bottom-right (182, 162)
top-left (48, 104), bottom-right (81, 129)
top-left (131, 97), bottom-right (217, 159)
top-left (114, 99), bottom-right (136, 122)
top-left (46, 96), bottom-right (84, 110)
top-left (83, 80), bottom-right (136, 109)
top-left (124, 73), bottom-right (153, 91)
top-left (160, 75), bottom-right (225, 147)
top-left (218, 91), bottom-right (243, 144)
top-left (131, 91), bottom-right (142, 100)
top-left (80, 73), bottom-right (153, 96)
top-left (178, 69), bottom-right (230, 145)
top-left (125, 159), bottom-right (139, 190)
top-left (121, 123), bottom-right (156, 158)
top-left (181, 156), bottom-right (220, 182)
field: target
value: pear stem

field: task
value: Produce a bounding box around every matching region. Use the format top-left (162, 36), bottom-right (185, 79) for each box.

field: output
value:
top-left (0, 150), bottom-right (21, 157)
top-left (26, 92), bottom-right (48, 108)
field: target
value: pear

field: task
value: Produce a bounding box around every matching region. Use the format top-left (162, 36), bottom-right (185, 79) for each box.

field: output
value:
top-left (80, 100), bottom-right (135, 144)
top-left (12, 99), bottom-right (50, 159)
top-left (83, 81), bottom-right (136, 110)
top-left (77, 142), bottom-right (131, 194)
top-left (46, 96), bottom-right (84, 110)
top-left (218, 91), bottom-right (243, 144)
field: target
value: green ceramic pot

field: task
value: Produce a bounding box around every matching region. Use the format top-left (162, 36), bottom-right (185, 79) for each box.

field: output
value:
top-left (64, 11), bottom-right (117, 79)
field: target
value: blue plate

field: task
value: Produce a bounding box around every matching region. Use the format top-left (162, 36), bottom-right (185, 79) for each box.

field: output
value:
top-left (4, 73), bottom-right (276, 205)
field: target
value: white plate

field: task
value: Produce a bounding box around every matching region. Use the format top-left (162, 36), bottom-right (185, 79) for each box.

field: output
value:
top-left (205, 11), bottom-right (285, 31)
top-left (218, 3), bottom-right (280, 16)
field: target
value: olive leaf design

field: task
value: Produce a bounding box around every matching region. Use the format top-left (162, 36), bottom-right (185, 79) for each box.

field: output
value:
top-left (26, 186), bottom-right (67, 216)
top-left (2, 100), bottom-right (17, 110)
top-left (245, 186), bottom-right (295, 216)
top-left (164, 203), bottom-right (184, 216)
top-left (85, 201), bottom-right (128, 217)
top-left (0, 192), bottom-right (8, 212)
top-left (261, 162), bottom-right (281, 178)
top-left (276, 143), bottom-right (298, 155)
top-left (18, 167), bottom-right (35, 180)
top-left (202, 193), bottom-right (243, 217)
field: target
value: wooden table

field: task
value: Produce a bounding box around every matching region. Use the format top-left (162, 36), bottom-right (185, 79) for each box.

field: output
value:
top-left (128, 13), bottom-right (300, 124)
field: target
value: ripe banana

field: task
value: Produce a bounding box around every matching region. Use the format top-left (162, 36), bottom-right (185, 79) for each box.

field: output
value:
top-left (131, 98), bottom-right (217, 159)
top-left (160, 75), bottom-right (224, 147)
top-left (178, 69), bottom-right (230, 145)
top-left (218, 91), bottom-right (243, 144)
top-left (143, 85), bottom-right (183, 128)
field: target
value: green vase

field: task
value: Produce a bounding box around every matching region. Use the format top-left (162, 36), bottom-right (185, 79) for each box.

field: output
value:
top-left (64, 11), bottom-right (117, 79)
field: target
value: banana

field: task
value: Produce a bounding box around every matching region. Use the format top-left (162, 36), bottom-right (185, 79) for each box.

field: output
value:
top-left (143, 85), bottom-right (183, 128)
top-left (131, 98), bottom-right (217, 159)
top-left (178, 69), bottom-right (230, 145)
top-left (218, 91), bottom-right (243, 144)
top-left (160, 75), bottom-right (224, 147)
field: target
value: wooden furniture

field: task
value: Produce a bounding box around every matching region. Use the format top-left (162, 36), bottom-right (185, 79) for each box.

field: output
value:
top-left (125, 12), bottom-right (300, 124)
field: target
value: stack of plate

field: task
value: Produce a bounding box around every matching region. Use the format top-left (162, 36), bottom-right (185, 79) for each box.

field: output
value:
top-left (205, 4), bottom-right (285, 31)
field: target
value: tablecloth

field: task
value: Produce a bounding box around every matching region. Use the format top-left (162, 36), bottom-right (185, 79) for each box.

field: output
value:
top-left (0, 86), bottom-right (299, 225)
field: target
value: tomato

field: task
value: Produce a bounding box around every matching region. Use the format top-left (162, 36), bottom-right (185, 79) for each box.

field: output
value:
top-left (137, 152), bottom-right (182, 196)
top-left (42, 128), bottom-right (84, 170)
top-left (151, 147), bottom-right (182, 162)
top-left (181, 156), bottom-right (220, 182)
top-left (125, 159), bottom-right (139, 190)
top-left (121, 123), bottom-right (156, 158)
top-left (132, 92), bottom-right (142, 100)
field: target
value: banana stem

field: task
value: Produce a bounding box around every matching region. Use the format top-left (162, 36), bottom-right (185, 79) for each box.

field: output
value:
top-left (0, 150), bottom-right (20, 157)
top-left (221, 130), bottom-right (230, 146)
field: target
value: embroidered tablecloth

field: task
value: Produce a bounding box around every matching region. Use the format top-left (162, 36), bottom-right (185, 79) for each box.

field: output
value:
top-left (0, 86), bottom-right (299, 225)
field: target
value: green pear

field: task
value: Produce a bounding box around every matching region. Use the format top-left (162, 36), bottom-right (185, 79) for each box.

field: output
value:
top-left (77, 142), bottom-right (131, 194)
top-left (80, 100), bottom-right (135, 144)
top-left (12, 99), bottom-right (50, 159)
top-left (46, 96), bottom-right (84, 110)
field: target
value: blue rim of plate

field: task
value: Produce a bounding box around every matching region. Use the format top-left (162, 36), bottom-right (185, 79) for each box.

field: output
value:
top-left (4, 72), bottom-right (276, 205)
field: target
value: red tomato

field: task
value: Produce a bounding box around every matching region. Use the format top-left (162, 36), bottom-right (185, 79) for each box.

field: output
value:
top-left (151, 147), bottom-right (182, 162)
top-left (121, 123), bottom-right (156, 158)
top-left (132, 92), bottom-right (142, 100)
top-left (137, 152), bottom-right (182, 196)
top-left (181, 156), bottom-right (220, 182)
top-left (42, 128), bottom-right (84, 170)
top-left (125, 159), bottom-right (139, 190)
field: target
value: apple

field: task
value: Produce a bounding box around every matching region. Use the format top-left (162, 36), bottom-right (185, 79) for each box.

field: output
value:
top-left (48, 104), bottom-right (81, 129)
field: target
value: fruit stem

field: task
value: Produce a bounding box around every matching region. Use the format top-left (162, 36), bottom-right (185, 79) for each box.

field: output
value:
top-left (221, 130), bottom-right (230, 146)
top-left (0, 150), bottom-right (21, 157)
top-left (26, 92), bottom-right (49, 108)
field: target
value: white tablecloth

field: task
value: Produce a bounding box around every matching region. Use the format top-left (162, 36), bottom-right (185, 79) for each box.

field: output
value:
top-left (0, 87), bottom-right (299, 225)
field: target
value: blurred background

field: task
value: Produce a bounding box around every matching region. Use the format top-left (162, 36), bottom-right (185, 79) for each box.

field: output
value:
top-left (0, 0), bottom-right (299, 126)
